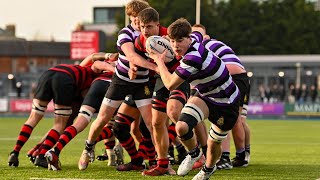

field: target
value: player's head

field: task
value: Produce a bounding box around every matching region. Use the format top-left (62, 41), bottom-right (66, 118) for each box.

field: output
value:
top-left (138, 7), bottom-right (160, 38)
top-left (167, 18), bottom-right (192, 56)
top-left (126, 0), bottom-right (150, 30)
top-left (192, 24), bottom-right (210, 40)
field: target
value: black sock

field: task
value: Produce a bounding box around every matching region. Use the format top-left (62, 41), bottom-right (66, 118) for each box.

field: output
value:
top-left (85, 141), bottom-right (95, 151)
top-left (188, 147), bottom-right (200, 158)
top-left (203, 165), bottom-right (214, 172)
top-left (176, 144), bottom-right (187, 155)
top-left (201, 145), bottom-right (207, 157)
top-left (221, 152), bottom-right (230, 159)
top-left (245, 145), bottom-right (250, 154)
top-left (168, 145), bottom-right (174, 157)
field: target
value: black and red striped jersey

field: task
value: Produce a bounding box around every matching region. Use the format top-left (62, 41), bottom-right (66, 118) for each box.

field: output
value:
top-left (49, 64), bottom-right (98, 90)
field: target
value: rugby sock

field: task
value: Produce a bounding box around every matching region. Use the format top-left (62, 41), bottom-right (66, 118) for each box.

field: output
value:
top-left (121, 136), bottom-right (141, 161)
top-left (13, 124), bottom-right (33, 154)
top-left (175, 143), bottom-right (187, 155)
top-left (236, 149), bottom-right (246, 160)
top-left (85, 140), bottom-right (95, 151)
top-left (39, 129), bottom-right (60, 155)
top-left (203, 165), bottom-right (215, 172)
top-left (95, 126), bottom-right (113, 142)
top-left (142, 137), bottom-right (156, 161)
top-left (158, 158), bottom-right (169, 168)
top-left (54, 126), bottom-right (77, 156)
top-left (245, 144), bottom-right (251, 154)
top-left (221, 152), bottom-right (230, 159)
top-left (168, 145), bottom-right (174, 158)
top-left (168, 123), bottom-right (177, 144)
top-left (27, 142), bottom-right (42, 156)
top-left (114, 113), bottom-right (141, 162)
top-left (201, 144), bottom-right (208, 158)
top-left (104, 140), bottom-right (116, 149)
top-left (189, 146), bottom-right (200, 158)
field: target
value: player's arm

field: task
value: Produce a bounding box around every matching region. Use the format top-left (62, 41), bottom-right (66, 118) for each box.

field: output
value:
top-left (122, 42), bottom-right (158, 72)
top-left (148, 49), bottom-right (184, 91)
top-left (80, 53), bottom-right (118, 67)
top-left (91, 61), bottom-right (115, 74)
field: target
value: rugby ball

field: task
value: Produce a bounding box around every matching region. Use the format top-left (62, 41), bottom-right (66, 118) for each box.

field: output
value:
top-left (146, 36), bottom-right (175, 63)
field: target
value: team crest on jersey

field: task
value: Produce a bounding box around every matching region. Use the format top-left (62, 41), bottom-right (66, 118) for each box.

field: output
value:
top-left (144, 86), bottom-right (150, 96)
top-left (244, 95), bottom-right (248, 103)
top-left (217, 117), bottom-right (224, 126)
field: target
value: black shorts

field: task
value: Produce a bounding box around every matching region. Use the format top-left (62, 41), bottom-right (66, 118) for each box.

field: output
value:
top-left (34, 70), bottom-right (75, 106)
top-left (195, 93), bottom-right (240, 131)
top-left (82, 80), bottom-right (111, 110)
top-left (105, 75), bottom-right (152, 101)
top-left (232, 73), bottom-right (250, 107)
top-left (123, 95), bottom-right (137, 108)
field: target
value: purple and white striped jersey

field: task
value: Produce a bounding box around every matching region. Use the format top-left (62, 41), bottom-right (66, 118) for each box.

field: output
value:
top-left (191, 32), bottom-right (244, 70)
top-left (175, 41), bottom-right (240, 106)
top-left (115, 24), bottom-right (149, 83)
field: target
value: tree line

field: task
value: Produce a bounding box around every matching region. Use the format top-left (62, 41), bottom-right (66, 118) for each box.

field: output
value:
top-left (109, 0), bottom-right (320, 55)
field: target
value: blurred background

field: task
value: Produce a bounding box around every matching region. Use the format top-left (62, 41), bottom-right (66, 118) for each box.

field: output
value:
top-left (0, 0), bottom-right (320, 118)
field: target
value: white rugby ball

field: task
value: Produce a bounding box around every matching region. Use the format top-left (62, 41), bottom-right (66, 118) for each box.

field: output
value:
top-left (146, 36), bottom-right (175, 63)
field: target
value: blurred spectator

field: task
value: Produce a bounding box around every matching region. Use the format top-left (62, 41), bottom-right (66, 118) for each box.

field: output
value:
top-left (16, 82), bottom-right (22, 98)
top-left (297, 84), bottom-right (308, 104)
top-left (309, 84), bottom-right (317, 103)
top-left (287, 83), bottom-right (296, 104)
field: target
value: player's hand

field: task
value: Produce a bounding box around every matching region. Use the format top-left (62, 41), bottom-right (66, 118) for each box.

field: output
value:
top-left (162, 35), bottom-right (170, 41)
top-left (148, 49), bottom-right (167, 65)
top-left (128, 66), bottom-right (138, 80)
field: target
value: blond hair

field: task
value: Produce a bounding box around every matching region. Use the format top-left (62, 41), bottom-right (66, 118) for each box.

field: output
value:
top-left (126, 0), bottom-right (150, 17)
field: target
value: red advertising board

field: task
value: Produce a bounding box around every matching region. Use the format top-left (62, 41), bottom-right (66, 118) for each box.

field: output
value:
top-left (10, 99), bottom-right (54, 112)
top-left (70, 31), bottom-right (100, 60)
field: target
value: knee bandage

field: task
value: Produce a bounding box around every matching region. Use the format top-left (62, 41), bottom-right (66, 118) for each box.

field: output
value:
top-left (54, 107), bottom-right (72, 117)
top-left (78, 106), bottom-right (94, 122)
top-left (181, 103), bottom-right (204, 123)
top-left (209, 124), bottom-right (229, 143)
top-left (241, 104), bottom-right (248, 118)
top-left (32, 100), bottom-right (47, 115)
top-left (177, 113), bottom-right (199, 141)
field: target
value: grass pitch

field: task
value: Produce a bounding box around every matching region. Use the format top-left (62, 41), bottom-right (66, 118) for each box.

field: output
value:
top-left (0, 117), bottom-right (320, 180)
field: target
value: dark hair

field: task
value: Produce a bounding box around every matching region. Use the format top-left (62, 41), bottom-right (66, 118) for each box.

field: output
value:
top-left (138, 7), bottom-right (159, 24)
top-left (168, 18), bottom-right (191, 40)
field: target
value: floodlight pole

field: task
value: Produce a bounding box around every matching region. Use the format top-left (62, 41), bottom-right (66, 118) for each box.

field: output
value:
top-left (196, 0), bottom-right (201, 24)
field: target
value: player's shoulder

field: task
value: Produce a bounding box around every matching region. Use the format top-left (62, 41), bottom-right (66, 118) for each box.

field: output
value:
top-left (159, 26), bottom-right (168, 36)
top-left (118, 24), bottom-right (137, 35)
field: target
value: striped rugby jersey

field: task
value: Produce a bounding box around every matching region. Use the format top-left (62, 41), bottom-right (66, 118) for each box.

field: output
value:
top-left (174, 41), bottom-right (240, 106)
top-left (115, 24), bottom-right (149, 83)
top-left (191, 32), bottom-right (244, 69)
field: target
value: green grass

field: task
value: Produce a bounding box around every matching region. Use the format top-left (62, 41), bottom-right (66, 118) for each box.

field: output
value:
top-left (0, 117), bottom-right (320, 180)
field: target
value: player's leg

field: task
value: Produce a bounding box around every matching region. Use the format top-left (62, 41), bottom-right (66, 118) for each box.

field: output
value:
top-left (176, 96), bottom-right (209, 176)
top-left (8, 71), bottom-right (53, 167)
top-left (113, 98), bottom-right (146, 171)
top-left (193, 98), bottom-right (239, 180)
top-left (231, 73), bottom-right (251, 168)
top-left (35, 73), bottom-right (75, 168)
